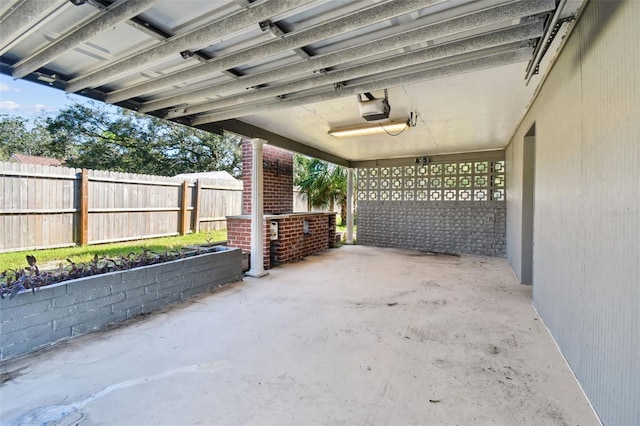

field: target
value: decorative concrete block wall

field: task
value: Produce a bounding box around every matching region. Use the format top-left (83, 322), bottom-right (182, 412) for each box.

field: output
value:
top-left (0, 248), bottom-right (242, 360)
top-left (358, 201), bottom-right (506, 256)
top-left (241, 139), bottom-right (293, 214)
top-left (355, 159), bottom-right (506, 256)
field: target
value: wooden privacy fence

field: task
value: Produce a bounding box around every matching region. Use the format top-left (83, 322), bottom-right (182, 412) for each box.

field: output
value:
top-left (0, 161), bottom-right (242, 253)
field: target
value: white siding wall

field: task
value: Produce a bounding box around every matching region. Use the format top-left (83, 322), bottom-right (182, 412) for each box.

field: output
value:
top-left (506, 2), bottom-right (640, 424)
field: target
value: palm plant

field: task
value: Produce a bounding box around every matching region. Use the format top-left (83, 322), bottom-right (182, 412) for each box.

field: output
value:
top-left (295, 156), bottom-right (347, 224)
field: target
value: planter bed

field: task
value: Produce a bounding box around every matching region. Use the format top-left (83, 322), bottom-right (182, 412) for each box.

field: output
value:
top-left (0, 247), bottom-right (242, 361)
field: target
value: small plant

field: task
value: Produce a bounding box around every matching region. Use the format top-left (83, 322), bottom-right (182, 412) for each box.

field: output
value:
top-left (1, 255), bottom-right (46, 300)
top-left (1, 250), bottom-right (188, 300)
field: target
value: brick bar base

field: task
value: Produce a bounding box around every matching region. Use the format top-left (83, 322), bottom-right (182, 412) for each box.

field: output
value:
top-left (227, 213), bottom-right (336, 270)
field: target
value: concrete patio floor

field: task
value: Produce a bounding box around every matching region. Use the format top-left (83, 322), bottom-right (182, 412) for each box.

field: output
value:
top-left (0, 245), bottom-right (598, 425)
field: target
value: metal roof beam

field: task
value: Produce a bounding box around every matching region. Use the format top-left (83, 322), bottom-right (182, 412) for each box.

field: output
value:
top-left (0, 0), bottom-right (20, 18)
top-left (260, 20), bottom-right (311, 59)
top-left (207, 120), bottom-right (351, 167)
top-left (0, 0), bottom-right (67, 54)
top-left (136, 0), bottom-right (554, 113)
top-left (12, 0), bottom-right (161, 79)
top-left (65, 0), bottom-right (314, 93)
top-left (191, 48), bottom-right (532, 125)
top-left (167, 23), bottom-right (543, 119)
top-left (105, 0), bottom-right (448, 104)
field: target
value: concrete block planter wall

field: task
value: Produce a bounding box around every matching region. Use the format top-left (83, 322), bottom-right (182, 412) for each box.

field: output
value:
top-left (0, 247), bottom-right (242, 361)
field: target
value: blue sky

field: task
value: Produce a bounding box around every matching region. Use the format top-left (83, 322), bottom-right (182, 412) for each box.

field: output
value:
top-left (0, 74), bottom-right (91, 120)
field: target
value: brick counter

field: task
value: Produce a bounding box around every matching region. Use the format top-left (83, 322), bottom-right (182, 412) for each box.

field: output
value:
top-left (227, 213), bottom-right (336, 269)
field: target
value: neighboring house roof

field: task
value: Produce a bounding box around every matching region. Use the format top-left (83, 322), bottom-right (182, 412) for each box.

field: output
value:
top-left (9, 154), bottom-right (63, 167)
top-left (174, 171), bottom-right (239, 181)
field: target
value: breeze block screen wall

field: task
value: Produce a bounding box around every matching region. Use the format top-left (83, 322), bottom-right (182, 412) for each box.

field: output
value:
top-left (356, 155), bottom-right (506, 256)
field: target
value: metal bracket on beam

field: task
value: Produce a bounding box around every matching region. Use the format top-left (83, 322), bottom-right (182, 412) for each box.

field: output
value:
top-left (260, 20), bottom-right (283, 37)
top-left (260, 19), bottom-right (310, 59)
top-left (248, 83), bottom-right (268, 90)
top-left (528, 14), bottom-right (575, 76)
top-left (525, 0), bottom-right (570, 84)
top-left (180, 50), bottom-right (195, 59)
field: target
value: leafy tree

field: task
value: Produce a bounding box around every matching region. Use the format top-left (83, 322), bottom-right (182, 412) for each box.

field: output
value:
top-left (44, 103), bottom-right (242, 177)
top-left (2, 104), bottom-right (242, 177)
top-left (0, 115), bottom-right (58, 160)
top-left (294, 155), bottom-right (347, 224)
top-left (161, 118), bottom-right (242, 176)
top-left (46, 103), bottom-right (171, 174)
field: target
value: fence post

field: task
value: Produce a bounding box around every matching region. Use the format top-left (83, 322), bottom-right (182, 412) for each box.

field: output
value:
top-left (180, 180), bottom-right (189, 235)
top-left (194, 179), bottom-right (202, 233)
top-left (79, 169), bottom-right (89, 245)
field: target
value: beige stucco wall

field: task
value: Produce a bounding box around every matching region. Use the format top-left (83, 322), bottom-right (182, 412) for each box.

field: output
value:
top-left (506, 2), bottom-right (640, 424)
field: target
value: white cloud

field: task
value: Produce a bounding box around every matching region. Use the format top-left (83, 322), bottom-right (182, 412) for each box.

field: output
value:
top-left (0, 82), bottom-right (21, 93)
top-left (0, 101), bottom-right (21, 111)
top-left (0, 101), bottom-right (58, 118)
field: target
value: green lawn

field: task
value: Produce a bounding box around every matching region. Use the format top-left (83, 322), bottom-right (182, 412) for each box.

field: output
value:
top-left (0, 230), bottom-right (227, 272)
top-left (336, 223), bottom-right (357, 245)
top-left (336, 224), bottom-right (356, 234)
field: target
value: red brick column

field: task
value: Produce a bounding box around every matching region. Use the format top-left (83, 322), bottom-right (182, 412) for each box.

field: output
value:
top-left (242, 139), bottom-right (293, 215)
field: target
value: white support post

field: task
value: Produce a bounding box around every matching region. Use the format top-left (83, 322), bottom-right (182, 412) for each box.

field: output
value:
top-left (346, 168), bottom-right (354, 244)
top-left (246, 138), bottom-right (268, 277)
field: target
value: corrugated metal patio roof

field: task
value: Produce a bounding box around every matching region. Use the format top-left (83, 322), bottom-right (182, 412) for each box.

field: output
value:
top-left (0, 0), bottom-right (583, 165)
